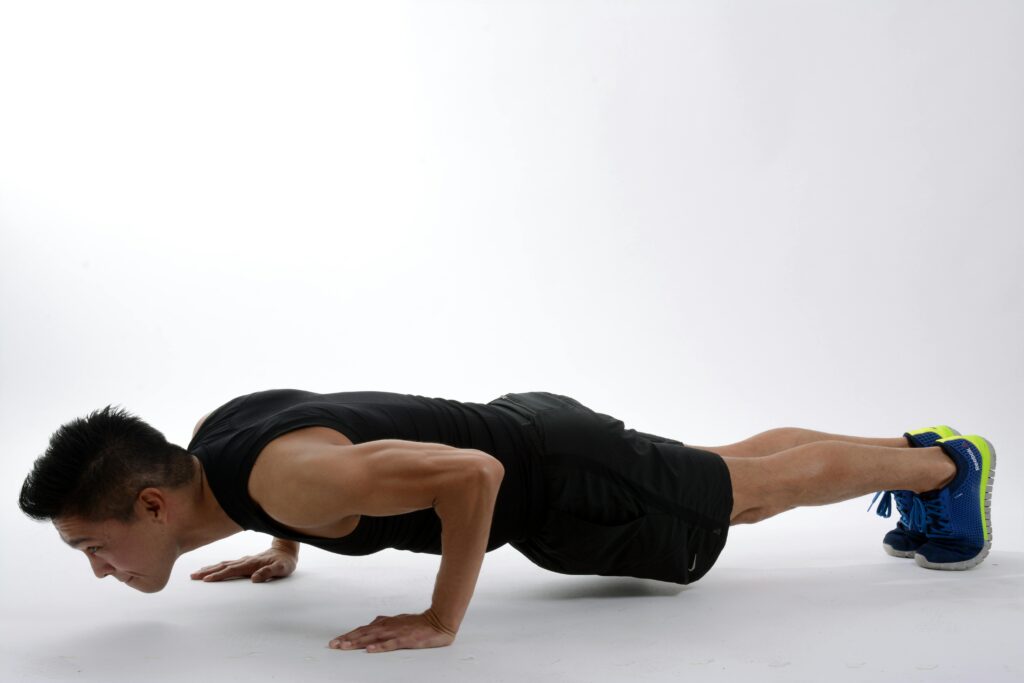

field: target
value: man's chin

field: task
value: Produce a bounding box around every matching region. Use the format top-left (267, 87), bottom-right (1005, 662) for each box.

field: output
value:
top-left (128, 577), bottom-right (167, 594)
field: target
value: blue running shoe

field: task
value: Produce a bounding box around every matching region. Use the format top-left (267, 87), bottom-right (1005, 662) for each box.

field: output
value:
top-left (868, 425), bottom-right (960, 558)
top-left (914, 435), bottom-right (996, 570)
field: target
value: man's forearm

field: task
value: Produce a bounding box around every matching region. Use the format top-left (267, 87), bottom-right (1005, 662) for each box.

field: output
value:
top-left (272, 537), bottom-right (300, 557)
top-left (429, 465), bottom-right (503, 635)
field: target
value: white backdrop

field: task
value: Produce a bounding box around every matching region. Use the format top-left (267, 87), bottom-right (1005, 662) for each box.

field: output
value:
top-left (2, 1), bottom-right (1021, 681)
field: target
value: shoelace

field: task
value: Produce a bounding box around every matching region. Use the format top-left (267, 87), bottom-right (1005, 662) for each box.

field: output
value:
top-left (868, 490), bottom-right (894, 518)
top-left (913, 494), bottom-right (952, 538)
top-left (868, 490), bottom-right (930, 534)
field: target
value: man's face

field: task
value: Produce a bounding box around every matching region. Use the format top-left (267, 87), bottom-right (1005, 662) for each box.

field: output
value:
top-left (53, 490), bottom-right (180, 593)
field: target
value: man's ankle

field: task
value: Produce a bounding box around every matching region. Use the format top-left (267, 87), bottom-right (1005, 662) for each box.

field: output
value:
top-left (913, 447), bottom-right (957, 494)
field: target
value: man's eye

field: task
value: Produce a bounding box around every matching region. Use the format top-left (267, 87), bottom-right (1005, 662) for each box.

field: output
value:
top-left (86, 546), bottom-right (100, 554)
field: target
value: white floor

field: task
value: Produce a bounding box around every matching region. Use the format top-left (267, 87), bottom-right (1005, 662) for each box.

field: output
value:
top-left (3, 501), bottom-right (1022, 683)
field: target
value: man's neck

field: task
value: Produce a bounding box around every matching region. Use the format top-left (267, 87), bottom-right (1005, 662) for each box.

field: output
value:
top-left (175, 457), bottom-right (243, 554)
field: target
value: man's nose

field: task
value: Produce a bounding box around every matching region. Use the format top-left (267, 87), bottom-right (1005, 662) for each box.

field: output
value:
top-left (88, 554), bottom-right (114, 579)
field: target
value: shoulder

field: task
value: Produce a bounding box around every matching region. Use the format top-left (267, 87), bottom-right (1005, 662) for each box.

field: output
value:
top-left (192, 412), bottom-right (214, 438)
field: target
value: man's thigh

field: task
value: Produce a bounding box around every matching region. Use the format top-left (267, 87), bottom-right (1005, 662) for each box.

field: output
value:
top-left (535, 401), bottom-right (733, 533)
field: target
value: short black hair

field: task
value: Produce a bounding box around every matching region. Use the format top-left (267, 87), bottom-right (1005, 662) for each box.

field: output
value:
top-left (19, 404), bottom-right (197, 523)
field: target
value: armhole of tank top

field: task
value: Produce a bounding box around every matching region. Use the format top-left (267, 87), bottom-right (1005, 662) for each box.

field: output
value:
top-left (239, 415), bottom-right (365, 541)
top-left (240, 413), bottom-right (363, 503)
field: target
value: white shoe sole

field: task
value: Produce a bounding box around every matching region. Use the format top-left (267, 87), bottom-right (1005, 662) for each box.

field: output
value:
top-left (883, 543), bottom-right (917, 559)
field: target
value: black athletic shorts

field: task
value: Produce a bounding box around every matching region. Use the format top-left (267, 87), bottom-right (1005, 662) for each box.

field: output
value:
top-left (488, 391), bottom-right (733, 585)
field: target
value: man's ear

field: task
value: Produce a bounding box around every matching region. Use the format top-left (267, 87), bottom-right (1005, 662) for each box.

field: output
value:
top-left (136, 487), bottom-right (168, 521)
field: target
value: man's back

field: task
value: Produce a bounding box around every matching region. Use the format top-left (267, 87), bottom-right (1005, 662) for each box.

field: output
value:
top-left (187, 388), bottom-right (548, 555)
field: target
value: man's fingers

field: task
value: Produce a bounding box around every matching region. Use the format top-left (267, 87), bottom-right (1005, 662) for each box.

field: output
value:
top-left (202, 564), bottom-right (246, 581)
top-left (367, 638), bottom-right (398, 653)
top-left (192, 565), bottom-right (217, 576)
top-left (191, 561), bottom-right (230, 578)
top-left (192, 568), bottom-right (219, 578)
top-left (191, 556), bottom-right (257, 578)
top-left (192, 558), bottom-right (281, 582)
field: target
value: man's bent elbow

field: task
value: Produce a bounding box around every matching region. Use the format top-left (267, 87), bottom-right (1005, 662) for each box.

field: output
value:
top-left (470, 451), bottom-right (504, 482)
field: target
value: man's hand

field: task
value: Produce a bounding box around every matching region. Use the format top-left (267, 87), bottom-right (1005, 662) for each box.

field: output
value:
top-left (190, 547), bottom-right (297, 583)
top-left (329, 609), bottom-right (456, 653)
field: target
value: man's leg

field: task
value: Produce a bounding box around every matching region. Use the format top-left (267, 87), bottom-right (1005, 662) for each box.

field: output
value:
top-left (723, 441), bottom-right (956, 525)
top-left (689, 427), bottom-right (910, 458)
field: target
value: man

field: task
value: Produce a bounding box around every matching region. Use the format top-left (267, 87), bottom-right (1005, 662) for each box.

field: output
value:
top-left (18, 389), bottom-right (995, 654)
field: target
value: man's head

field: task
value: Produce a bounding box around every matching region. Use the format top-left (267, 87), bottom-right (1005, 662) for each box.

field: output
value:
top-left (19, 404), bottom-right (198, 593)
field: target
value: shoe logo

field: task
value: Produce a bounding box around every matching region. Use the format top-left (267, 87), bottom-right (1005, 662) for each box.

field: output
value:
top-left (954, 493), bottom-right (963, 499)
top-left (689, 554), bottom-right (698, 572)
top-left (966, 446), bottom-right (980, 472)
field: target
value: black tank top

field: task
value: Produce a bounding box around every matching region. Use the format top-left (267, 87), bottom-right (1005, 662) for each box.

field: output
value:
top-left (186, 388), bottom-right (546, 556)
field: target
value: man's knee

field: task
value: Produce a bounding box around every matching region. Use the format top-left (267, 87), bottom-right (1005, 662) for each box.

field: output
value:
top-left (723, 455), bottom-right (800, 525)
top-left (722, 456), bottom-right (763, 524)
top-left (730, 502), bottom-right (793, 525)
top-left (730, 507), bottom-right (764, 525)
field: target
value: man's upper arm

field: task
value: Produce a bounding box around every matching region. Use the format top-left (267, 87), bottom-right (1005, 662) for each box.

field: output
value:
top-left (250, 437), bottom-right (504, 530)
